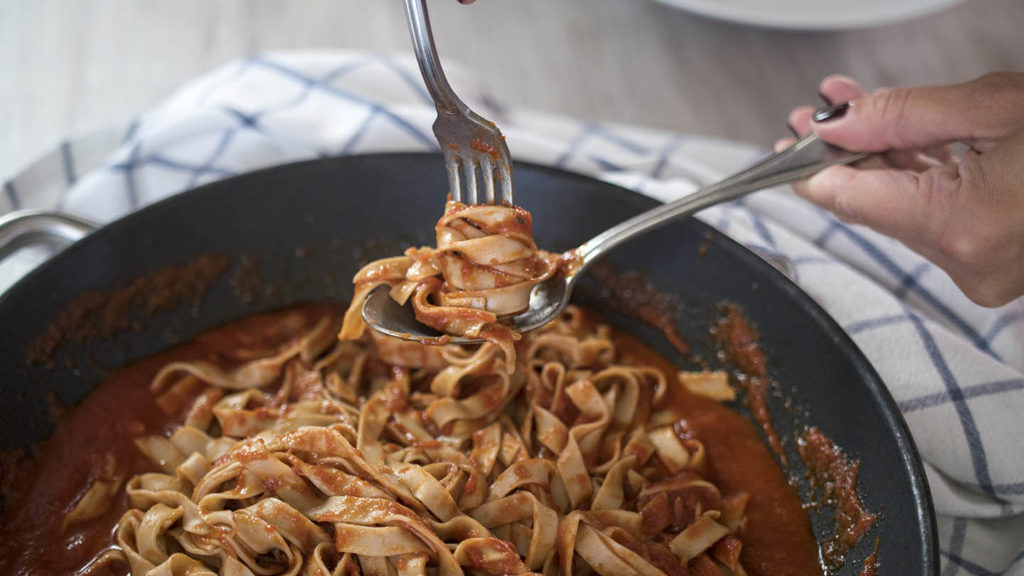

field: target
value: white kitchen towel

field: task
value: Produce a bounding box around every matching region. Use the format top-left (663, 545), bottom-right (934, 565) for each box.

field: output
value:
top-left (2, 52), bottom-right (1022, 575)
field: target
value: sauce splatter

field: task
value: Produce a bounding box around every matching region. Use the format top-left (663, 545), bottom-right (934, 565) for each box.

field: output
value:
top-left (26, 254), bottom-right (229, 366)
top-left (799, 426), bottom-right (878, 570)
top-left (860, 538), bottom-right (881, 576)
top-left (588, 263), bottom-right (691, 356)
top-left (712, 303), bottom-right (785, 464)
top-left (469, 139), bottom-right (500, 160)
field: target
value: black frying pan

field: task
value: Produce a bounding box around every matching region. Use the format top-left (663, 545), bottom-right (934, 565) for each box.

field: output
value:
top-left (0, 153), bottom-right (937, 575)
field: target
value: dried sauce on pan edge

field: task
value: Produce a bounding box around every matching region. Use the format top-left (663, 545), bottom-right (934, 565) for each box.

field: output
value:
top-left (26, 254), bottom-right (229, 366)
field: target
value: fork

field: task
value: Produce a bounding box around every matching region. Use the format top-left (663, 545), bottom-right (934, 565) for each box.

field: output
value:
top-left (404, 0), bottom-right (514, 206)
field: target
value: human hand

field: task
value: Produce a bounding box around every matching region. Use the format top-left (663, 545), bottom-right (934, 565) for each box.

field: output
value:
top-left (779, 73), bottom-right (1024, 307)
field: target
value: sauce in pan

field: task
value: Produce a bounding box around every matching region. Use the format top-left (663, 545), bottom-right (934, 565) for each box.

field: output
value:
top-left (0, 303), bottom-right (860, 575)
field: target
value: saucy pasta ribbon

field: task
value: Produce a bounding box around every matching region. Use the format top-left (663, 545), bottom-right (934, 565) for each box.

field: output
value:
top-left (90, 306), bottom-right (752, 576)
top-left (339, 201), bottom-right (566, 369)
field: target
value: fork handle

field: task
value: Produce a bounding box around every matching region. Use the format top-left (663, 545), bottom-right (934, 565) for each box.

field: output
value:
top-left (404, 0), bottom-right (463, 116)
top-left (576, 133), bottom-right (870, 267)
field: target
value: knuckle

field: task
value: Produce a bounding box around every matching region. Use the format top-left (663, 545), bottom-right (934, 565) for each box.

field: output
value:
top-left (829, 188), bottom-right (867, 225)
top-left (869, 87), bottom-right (915, 147)
top-left (938, 230), bottom-right (986, 266)
top-left (809, 169), bottom-right (862, 223)
top-left (965, 72), bottom-right (1024, 130)
top-left (934, 219), bottom-right (1000, 281)
top-left (920, 169), bottom-right (969, 257)
top-left (925, 163), bottom-right (1020, 307)
top-left (914, 168), bottom-right (945, 209)
top-left (830, 192), bottom-right (860, 224)
top-left (970, 71), bottom-right (1024, 95)
top-left (934, 179), bottom-right (996, 266)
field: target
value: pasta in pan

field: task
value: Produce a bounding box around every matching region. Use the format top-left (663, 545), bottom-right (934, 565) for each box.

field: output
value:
top-left (96, 308), bottom-right (753, 576)
top-left (0, 201), bottom-right (830, 576)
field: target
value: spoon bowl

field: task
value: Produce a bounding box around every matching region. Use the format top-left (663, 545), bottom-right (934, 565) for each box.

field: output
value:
top-left (363, 273), bottom-right (570, 344)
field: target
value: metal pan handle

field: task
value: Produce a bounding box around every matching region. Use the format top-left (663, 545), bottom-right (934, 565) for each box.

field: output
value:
top-left (0, 210), bottom-right (98, 263)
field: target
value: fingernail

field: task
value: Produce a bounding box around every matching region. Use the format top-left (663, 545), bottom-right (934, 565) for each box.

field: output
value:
top-left (812, 102), bottom-right (850, 123)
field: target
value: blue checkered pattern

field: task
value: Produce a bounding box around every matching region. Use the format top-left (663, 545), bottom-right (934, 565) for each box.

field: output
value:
top-left (3, 52), bottom-right (1023, 575)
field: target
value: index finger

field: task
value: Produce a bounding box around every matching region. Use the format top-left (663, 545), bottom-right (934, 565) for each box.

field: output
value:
top-left (812, 73), bottom-right (1024, 153)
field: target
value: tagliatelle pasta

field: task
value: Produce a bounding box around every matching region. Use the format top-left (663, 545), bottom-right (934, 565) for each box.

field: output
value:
top-left (56, 306), bottom-right (760, 576)
top-left (0, 202), bottom-right (829, 576)
top-left (0, 302), bottom-right (828, 575)
top-left (339, 200), bottom-right (568, 369)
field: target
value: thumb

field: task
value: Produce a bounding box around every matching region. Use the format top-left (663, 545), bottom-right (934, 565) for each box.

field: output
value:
top-left (811, 73), bottom-right (1024, 152)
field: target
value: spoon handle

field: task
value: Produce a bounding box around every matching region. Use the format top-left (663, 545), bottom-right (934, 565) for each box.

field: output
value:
top-left (575, 133), bottom-right (869, 269)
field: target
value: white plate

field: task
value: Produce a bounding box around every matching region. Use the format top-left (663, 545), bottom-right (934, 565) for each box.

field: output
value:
top-left (652, 0), bottom-right (966, 30)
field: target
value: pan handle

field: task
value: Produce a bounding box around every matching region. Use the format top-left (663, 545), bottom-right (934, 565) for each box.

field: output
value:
top-left (0, 210), bottom-right (99, 263)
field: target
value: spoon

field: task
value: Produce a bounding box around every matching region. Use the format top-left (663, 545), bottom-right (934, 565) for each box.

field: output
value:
top-left (363, 132), bottom-right (868, 343)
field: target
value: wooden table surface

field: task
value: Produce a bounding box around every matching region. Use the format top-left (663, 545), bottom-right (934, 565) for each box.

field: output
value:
top-left (2, 0), bottom-right (1023, 180)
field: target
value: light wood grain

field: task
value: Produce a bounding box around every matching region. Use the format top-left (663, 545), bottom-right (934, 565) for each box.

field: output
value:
top-left (2, 0), bottom-right (1022, 180)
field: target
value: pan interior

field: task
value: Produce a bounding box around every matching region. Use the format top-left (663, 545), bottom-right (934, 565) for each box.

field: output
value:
top-left (0, 153), bottom-right (936, 575)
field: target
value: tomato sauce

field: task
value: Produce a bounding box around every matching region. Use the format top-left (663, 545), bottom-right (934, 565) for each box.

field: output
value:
top-left (2, 304), bottom-right (823, 576)
top-left (614, 330), bottom-right (823, 576)
top-left (0, 305), bottom-right (338, 576)
top-left (0, 354), bottom-right (167, 576)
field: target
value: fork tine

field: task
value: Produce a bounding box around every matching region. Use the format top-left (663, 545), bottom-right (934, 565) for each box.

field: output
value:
top-left (479, 155), bottom-right (496, 205)
top-left (497, 161), bottom-right (513, 206)
top-left (446, 153), bottom-right (462, 202)
top-left (463, 157), bottom-right (479, 205)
